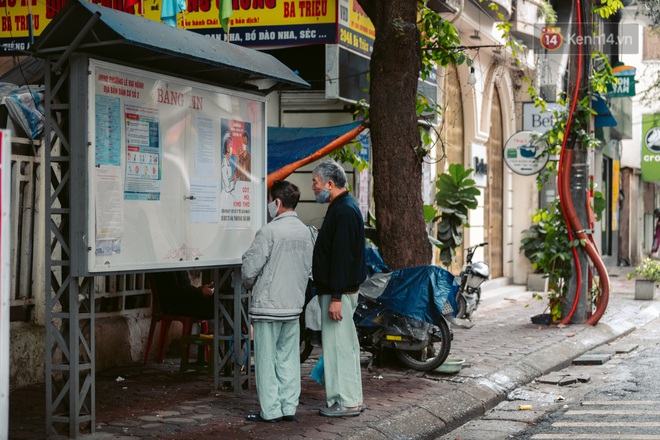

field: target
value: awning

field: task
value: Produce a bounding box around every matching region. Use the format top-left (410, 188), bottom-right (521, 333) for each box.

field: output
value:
top-left (592, 96), bottom-right (617, 127)
top-left (30, 0), bottom-right (309, 94)
top-left (267, 121), bottom-right (368, 186)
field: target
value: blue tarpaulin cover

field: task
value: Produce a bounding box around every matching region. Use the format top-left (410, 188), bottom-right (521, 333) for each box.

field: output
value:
top-left (267, 121), bottom-right (363, 174)
top-left (377, 266), bottom-right (458, 325)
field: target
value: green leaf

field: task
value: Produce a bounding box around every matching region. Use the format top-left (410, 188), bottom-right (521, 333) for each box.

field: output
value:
top-left (428, 163), bottom-right (480, 265)
top-left (423, 204), bottom-right (437, 223)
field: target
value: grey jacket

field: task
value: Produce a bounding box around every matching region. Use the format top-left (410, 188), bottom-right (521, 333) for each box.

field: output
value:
top-left (241, 211), bottom-right (313, 321)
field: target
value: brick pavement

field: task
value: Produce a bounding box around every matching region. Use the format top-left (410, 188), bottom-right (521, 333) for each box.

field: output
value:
top-left (9, 265), bottom-right (658, 440)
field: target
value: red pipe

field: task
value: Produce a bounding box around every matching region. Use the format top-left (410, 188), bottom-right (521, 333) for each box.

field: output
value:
top-left (558, 0), bottom-right (610, 325)
top-left (561, 151), bottom-right (610, 325)
top-left (557, 0), bottom-right (584, 325)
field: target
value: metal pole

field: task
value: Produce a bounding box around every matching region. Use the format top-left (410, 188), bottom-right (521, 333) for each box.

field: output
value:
top-left (0, 129), bottom-right (12, 440)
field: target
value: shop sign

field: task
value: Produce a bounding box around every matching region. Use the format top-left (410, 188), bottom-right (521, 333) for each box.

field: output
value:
top-left (0, 0), bottom-right (337, 54)
top-left (338, 0), bottom-right (374, 56)
top-left (503, 131), bottom-right (549, 176)
top-left (522, 102), bottom-right (562, 132)
top-left (641, 113), bottom-right (660, 182)
top-left (471, 143), bottom-right (487, 187)
top-left (606, 75), bottom-right (635, 97)
top-left (606, 65), bottom-right (636, 98)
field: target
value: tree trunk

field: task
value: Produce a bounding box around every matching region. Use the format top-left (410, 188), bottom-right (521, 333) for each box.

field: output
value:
top-left (358, 0), bottom-right (431, 269)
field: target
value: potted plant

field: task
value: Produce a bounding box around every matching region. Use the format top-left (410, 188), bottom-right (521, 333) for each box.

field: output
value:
top-left (423, 163), bottom-right (480, 268)
top-left (627, 258), bottom-right (660, 300)
top-left (519, 199), bottom-right (575, 323)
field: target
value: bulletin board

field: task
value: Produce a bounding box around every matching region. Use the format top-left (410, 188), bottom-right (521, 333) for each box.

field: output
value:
top-left (86, 59), bottom-right (266, 274)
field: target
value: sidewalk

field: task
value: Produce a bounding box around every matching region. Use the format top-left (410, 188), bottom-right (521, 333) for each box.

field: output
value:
top-left (9, 265), bottom-right (660, 440)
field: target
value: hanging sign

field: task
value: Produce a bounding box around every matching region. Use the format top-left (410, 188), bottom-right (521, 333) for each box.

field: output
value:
top-left (641, 113), bottom-right (660, 182)
top-left (503, 131), bottom-right (548, 176)
top-left (606, 65), bottom-right (637, 98)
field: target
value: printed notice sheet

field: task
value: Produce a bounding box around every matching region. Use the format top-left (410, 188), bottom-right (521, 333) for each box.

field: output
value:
top-left (189, 177), bottom-right (219, 223)
top-left (124, 104), bottom-right (162, 201)
top-left (95, 166), bottom-right (124, 255)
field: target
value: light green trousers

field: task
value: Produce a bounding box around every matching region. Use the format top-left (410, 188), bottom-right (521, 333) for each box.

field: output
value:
top-left (320, 294), bottom-right (363, 408)
top-left (253, 319), bottom-right (300, 420)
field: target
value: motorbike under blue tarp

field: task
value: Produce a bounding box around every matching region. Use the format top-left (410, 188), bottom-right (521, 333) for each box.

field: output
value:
top-left (359, 265), bottom-right (458, 327)
top-left (365, 245), bottom-right (390, 276)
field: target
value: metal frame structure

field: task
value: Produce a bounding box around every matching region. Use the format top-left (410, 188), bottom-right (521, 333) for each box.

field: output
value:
top-left (42, 54), bottom-right (253, 437)
top-left (213, 268), bottom-right (251, 392)
top-left (43, 53), bottom-right (96, 437)
top-left (35, 1), bottom-right (307, 434)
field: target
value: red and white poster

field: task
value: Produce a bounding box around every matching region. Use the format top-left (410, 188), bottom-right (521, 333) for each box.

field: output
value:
top-left (220, 118), bottom-right (253, 228)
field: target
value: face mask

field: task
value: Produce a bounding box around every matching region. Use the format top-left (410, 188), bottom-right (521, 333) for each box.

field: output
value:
top-left (315, 189), bottom-right (330, 204)
top-left (267, 199), bottom-right (280, 218)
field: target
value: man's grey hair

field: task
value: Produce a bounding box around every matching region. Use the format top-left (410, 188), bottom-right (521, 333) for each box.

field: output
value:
top-left (313, 159), bottom-right (347, 189)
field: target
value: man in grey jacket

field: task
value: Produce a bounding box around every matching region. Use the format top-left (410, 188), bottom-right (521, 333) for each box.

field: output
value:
top-left (241, 180), bottom-right (313, 423)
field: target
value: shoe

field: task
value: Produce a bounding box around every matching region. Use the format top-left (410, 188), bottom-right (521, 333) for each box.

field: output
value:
top-left (358, 404), bottom-right (366, 413)
top-left (319, 402), bottom-right (361, 417)
top-left (246, 413), bottom-right (280, 423)
top-left (282, 414), bottom-right (297, 422)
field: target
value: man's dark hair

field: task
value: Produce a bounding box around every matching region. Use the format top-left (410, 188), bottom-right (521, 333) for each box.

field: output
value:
top-left (313, 159), bottom-right (347, 189)
top-left (270, 180), bottom-right (300, 209)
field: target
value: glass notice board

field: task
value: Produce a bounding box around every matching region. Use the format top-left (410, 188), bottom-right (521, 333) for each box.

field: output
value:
top-left (86, 59), bottom-right (266, 274)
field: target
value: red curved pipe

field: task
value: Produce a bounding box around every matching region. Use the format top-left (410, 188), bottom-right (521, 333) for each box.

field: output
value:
top-left (561, 151), bottom-right (610, 325)
top-left (557, 0), bottom-right (584, 325)
top-left (558, 152), bottom-right (582, 325)
top-left (558, 0), bottom-right (610, 325)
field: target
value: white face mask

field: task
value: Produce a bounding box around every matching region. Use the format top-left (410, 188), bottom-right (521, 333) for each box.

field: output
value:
top-left (267, 199), bottom-right (280, 218)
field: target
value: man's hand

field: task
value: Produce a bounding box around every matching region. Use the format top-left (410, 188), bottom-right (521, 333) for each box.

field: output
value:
top-left (329, 300), bottom-right (342, 321)
top-left (201, 282), bottom-right (215, 296)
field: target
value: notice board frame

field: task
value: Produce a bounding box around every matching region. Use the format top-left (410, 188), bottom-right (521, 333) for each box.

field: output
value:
top-left (70, 56), bottom-right (267, 276)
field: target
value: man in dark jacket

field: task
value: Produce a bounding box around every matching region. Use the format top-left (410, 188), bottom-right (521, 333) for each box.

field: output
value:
top-left (152, 271), bottom-right (214, 319)
top-left (311, 159), bottom-right (367, 417)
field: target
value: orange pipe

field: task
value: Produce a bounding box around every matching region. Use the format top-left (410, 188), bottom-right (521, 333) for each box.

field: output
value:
top-left (267, 122), bottom-right (368, 188)
top-left (557, 0), bottom-right (585, 325)
top-left (561, 149), bottom-right (610, 325)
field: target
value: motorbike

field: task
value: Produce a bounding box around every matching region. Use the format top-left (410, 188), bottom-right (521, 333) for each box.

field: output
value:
top-left (300, 262), bottom-right (457, 372)
top-left (452, 242), bottom-right (490, 320)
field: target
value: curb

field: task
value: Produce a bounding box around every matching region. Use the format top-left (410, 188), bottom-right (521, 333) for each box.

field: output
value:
top-left (344, 319), bottom-right (637, 440)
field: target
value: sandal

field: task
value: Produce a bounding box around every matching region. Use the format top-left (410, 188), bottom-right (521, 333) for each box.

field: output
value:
top-left (246, 413), bottom-right (280, 423)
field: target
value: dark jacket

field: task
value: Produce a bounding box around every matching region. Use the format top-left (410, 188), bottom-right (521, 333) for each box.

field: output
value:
top-left (153, 271), bottom-right (214, 319)
top-left (312, 191), bottom-right (367, 300)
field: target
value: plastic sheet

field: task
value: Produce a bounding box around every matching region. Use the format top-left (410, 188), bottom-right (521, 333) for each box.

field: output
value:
top-left (358, 265), bottom-right (458, 329)
top-left (1, 83), bottom-right (45, 139)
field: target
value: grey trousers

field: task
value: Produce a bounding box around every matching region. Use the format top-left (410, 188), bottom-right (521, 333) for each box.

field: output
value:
top-left (253, 319), bottom-right (300, 420)
top-left (319, 294), bottom-right (363, 408)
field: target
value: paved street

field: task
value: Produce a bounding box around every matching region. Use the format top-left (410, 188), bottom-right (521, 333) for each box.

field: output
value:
top-left (8, 265), bottom-right (659, 440)
top-left (439, 289), bottom-right (660, 439)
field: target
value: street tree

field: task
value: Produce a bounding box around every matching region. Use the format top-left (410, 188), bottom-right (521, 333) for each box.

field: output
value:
top-left (355, 0), bottom-right (428, 269)
top-left (356, 1), bottom-right (465, 269)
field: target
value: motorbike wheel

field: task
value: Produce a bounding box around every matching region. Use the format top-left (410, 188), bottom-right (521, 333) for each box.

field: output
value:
top-left (394, 318), bottom-right (452, 371)
top-left (456, 294), bottom-right (468, 319)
